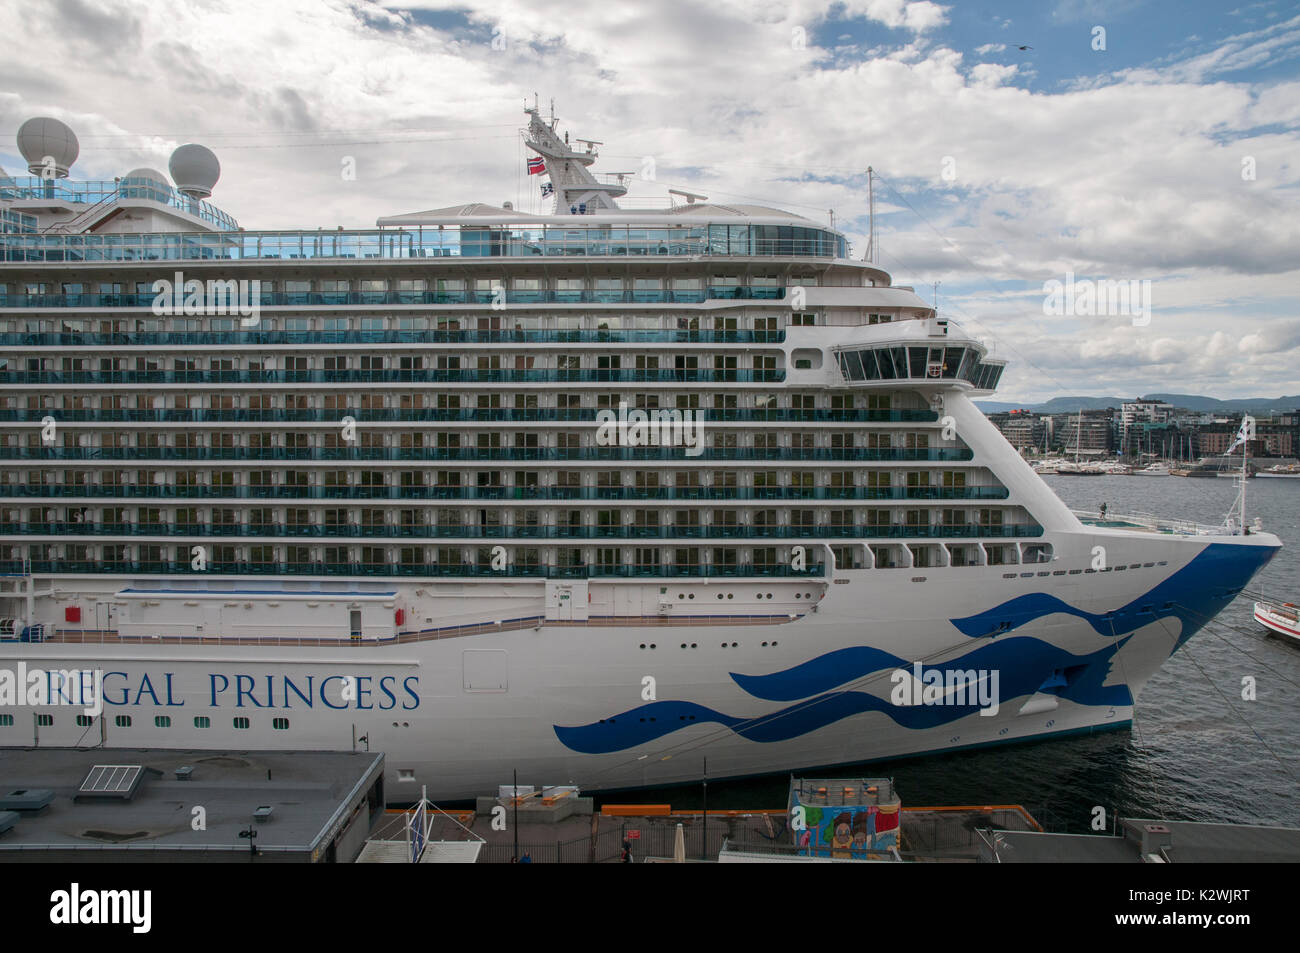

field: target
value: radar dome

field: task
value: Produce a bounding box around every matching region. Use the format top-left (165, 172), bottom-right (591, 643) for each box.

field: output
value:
top-left (17, 117), bottom-right (79, 178)
top-left (168, 144), bottom-right (220, 199)
top-left (123, 167), bottom-right (170, 187)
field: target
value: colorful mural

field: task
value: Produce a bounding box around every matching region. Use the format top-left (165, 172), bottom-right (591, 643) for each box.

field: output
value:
top-left (791, 782), bottom-right (901, 859)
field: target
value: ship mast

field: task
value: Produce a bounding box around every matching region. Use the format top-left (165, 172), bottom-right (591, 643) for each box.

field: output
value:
top-left (524, 98), bottom-right (626, 214)
top-left (1240, 417), bottom-right (1250, 533)
top-left (865, 166), bottom-right (876, 263)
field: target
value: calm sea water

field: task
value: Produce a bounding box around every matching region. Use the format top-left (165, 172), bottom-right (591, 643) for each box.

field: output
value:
top-left (630, 475), bottom-right (1300, 831)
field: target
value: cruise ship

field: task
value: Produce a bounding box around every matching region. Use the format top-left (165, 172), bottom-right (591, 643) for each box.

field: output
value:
top-left (0, 107), bottom-right (1281, 802)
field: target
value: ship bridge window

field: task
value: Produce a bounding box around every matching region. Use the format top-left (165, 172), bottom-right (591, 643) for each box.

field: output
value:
top-left (791, 349), bottom-right (822, 370)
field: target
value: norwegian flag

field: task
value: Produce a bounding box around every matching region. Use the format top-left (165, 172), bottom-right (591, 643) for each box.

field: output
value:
top-left (527, 156), bottom-right (545, 175)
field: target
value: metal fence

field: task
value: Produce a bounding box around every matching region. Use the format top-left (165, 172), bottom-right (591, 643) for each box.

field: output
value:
top-left (475, 816), bottom-right (739, 863)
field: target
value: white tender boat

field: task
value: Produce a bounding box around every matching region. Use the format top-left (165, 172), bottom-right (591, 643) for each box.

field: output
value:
top-left (1254, 602), bottom-right (1300, 645)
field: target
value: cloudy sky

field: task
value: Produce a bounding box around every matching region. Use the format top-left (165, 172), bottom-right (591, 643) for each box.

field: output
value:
top-left (2, 0), bottom-right (1298, 403)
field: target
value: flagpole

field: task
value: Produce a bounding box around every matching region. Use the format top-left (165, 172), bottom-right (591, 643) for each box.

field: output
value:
top-left (1240, 423), bottom-right (1248, 534)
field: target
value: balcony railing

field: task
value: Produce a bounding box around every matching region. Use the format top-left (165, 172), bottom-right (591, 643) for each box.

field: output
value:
top-left (0, 288), bottom-right (787, 309)
top-left (0, 483), bottom-right (1005, 501)
top-left (0, 559), bottom-right (828, 578)
top-left (0, 407), bottom-right (939, 425)
top-left (1, 521), bottom-right (1039, 540)
top-left (1, 177), bottom-right (239, 230)
top-left (1, 328), bottom-right (787, 347)
top-left (0, 368), bottom-right (785, 386)
top-left (0, 446), bottom-right (974, 462)
top-left (0, 224), bottom-right (844, 264)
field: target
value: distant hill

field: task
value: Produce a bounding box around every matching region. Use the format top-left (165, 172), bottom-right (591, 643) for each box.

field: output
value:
top-left (976, 394), bottom-right (1300, 415)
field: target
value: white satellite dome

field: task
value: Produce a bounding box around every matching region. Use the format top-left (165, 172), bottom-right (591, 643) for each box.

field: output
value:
top-left (16, 116), bottom-right (79, 178)
top-left (168, 144), bottom-right (220, 199)
top-left (122, 167), bottom-right (170, 187)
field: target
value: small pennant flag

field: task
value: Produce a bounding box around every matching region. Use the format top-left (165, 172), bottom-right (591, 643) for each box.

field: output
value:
top-left (1227, 415), bottom-right (1255, 455)
top-left (527, 156), bottom-right (545, 175)
top-left (541, 182), bottom-right (554, 197)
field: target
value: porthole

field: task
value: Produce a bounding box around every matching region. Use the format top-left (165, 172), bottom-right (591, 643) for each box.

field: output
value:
top-left (154, 715), bottom-right (171, 728)
top-left (194, 716), bottom-right (211, 728)
top-left (761, 641), bottom-right (769, 647)
top-left (688, 593), bottom-right (695, 600)
top-left (36, 714), bottom-right (53, 727)
top-left (690, 642), bottom-right (698, 649)
top-left (115, 714), bottom-right (131, 728)
top-left (233, 716), bottom-right (250, 729)
top-left (76, 714), bottom-right (93, 727)
top-left (727, 593), bottom-right (733, 599)
top-left (273, 717), bottom-right (289, 730)
top-left (717, 593), bottom-right (724, 600)
top-left (731, 641), bottom-right (738, 647)
top-left (772, 641), bottom-right (779, 646)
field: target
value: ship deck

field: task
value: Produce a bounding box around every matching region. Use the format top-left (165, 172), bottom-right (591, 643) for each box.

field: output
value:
top-left (1073, 510), bottom-right (1225, 536)
top-left (6, 612), bottom-right (805, 648)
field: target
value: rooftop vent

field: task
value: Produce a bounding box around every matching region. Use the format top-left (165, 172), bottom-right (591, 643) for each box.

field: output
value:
top-left (0, 788), bottom-right (54, 812)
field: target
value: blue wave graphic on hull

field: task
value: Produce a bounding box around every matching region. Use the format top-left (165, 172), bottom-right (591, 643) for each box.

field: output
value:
top-left (554, 636), bottom-right (1132, 754)
top-left (949, 542), bottom-right (1275, 643)
top-left (730, 542), bottom-right (1273, 703)
top-left (553, 542), bottom-right (1275, 754)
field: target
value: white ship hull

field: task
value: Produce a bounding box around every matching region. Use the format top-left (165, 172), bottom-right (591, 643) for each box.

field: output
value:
top-left (1, 530), bottom-right (1277, 801)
